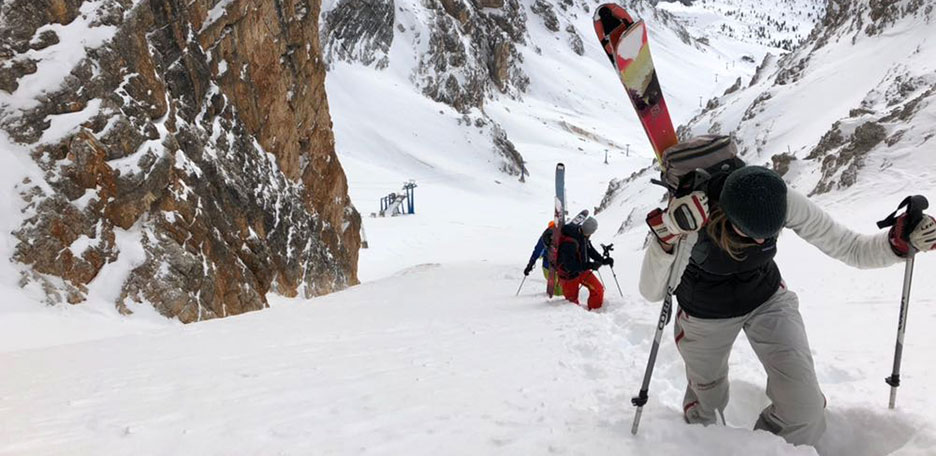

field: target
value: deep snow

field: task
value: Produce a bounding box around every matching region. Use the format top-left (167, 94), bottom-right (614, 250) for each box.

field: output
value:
top-left (2, 0), bottom-right (936, 455)
top-left (3, 262), bottom-right (935, 455)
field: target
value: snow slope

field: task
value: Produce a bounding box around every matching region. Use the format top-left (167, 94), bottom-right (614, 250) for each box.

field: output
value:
top-left (3, 0), bottom-right (936, 454)
top-left (4, 263), bottom-right (935, 455)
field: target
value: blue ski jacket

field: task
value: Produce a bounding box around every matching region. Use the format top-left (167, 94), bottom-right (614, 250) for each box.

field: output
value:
top-left (527, 228), bottom-right (553, 269)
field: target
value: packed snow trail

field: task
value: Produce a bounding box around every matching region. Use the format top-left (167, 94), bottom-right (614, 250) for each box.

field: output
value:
top-left (2, 263), bottom-right (934, 455)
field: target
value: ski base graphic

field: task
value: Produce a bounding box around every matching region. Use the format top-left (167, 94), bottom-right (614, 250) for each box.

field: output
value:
top-left (594, 4), bottom-right (678, 162)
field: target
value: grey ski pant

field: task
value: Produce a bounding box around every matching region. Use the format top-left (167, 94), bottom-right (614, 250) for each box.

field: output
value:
top-left (674, 286), bottom-right (826, 446)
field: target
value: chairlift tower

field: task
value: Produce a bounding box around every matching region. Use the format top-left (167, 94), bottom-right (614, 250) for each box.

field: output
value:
top-left (402, 180), bottom-right (417, 215)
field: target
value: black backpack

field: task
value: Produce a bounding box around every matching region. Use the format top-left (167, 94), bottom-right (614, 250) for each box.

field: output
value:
top-left (653, 135), bottom-right (745, 201)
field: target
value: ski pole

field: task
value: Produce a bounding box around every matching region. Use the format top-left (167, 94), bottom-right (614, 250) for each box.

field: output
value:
top-left (604, 258), bottom-right (623, 298)
top-left (609, 267), bottom-right (623, 297)
top-left (632, 239), bottom-right (683, 435)
top-left (887, 249), bottom-right (916, 409)
top-left (632, 287), bottom-right (674, 434)
top-left (601, 244), bottom-right (624, 297)
top-left (515, 275), bottom-right (527, 296)
top-left (876, 195), bottom-right (928, 409)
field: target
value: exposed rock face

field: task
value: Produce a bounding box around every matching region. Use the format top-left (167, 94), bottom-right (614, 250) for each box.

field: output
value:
top-left (723, 77), bottom-right (742, 96)
top-left (803, 67), bottom-right (936, 195)
top-left (808, 120), bottom-right (888, 195)
top-left (416, 0), bottom-right (530, 111)
top-left (322, 0), bottom-right (394, 68)
top-left (531, 0), bottom-right (560, 32)
top-left (322, 0), bottom-right (533, 175)
top-left (414, 0), bottom-right (530, 174)
top-left (323, 0), bottom-right (529, 112)
top-left (2, 0), bottom-right (360, 322)
top-left (479, 0), bottom-right (505, 8)
top-left (771, 151), bottom-right (796, 177)
top-left (566, 24), bottom-right (584, 56)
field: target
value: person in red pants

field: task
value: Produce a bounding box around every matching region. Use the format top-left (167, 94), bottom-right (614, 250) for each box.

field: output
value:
top-left (557, 217), bottom-right (613, 310)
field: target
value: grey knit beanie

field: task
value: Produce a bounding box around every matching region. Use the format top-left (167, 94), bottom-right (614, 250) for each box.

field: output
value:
top-left (719, 166), bottom-right (787, 239)
top-left (581, 217), bottom-right (598, 236)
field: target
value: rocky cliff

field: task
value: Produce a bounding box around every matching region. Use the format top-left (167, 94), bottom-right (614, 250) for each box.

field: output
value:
top-left (322, 0), bottom-right (532, 175)
top-left (1, 0), bottom-right (360, 322)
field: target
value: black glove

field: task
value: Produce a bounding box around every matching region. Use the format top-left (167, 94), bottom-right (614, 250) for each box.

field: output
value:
top-left (523, 263), bottom-right (534, 276)
top-left (602, 257), bottom-right (614, 267)
top-left (588, 262), bottom-right (602, 271)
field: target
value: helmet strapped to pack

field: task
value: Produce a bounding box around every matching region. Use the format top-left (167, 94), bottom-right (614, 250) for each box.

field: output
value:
top-left (653, 135), bottom-right (746, 200)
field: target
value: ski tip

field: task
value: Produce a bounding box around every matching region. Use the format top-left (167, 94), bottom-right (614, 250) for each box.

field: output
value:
top-left (593, 3), bottom-right (610, 21)
top-left (594, 4), bottom-right (635, 28)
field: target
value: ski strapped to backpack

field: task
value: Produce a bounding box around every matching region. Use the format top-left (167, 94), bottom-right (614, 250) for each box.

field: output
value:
top-left (547, 164), bottom-right (566, 297)
top-left (568, 209), bottom-right (590, 227)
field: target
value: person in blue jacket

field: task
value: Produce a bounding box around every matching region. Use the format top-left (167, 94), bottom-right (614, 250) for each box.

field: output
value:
top-left (524, 221), bottom-right (562, 295)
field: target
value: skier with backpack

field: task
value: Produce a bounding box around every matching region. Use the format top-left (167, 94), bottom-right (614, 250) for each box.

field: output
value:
top-left (524, 221), bottom-right (563, 295)
top-left (638, 135), bottom-right (936, 446)
top-left (557, 217), bottom-right (613, 310)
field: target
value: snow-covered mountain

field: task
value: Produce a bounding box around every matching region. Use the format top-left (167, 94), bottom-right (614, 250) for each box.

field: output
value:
top-left (659, 0), bottom-right (825, 51)
top-left (683, 0), bottom-right (936, 197)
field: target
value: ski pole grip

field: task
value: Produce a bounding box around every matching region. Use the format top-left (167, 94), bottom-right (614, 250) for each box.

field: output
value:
top-left (877, 195), bottom-right (930, 240)
top-left (600, 243), bottom-right (614, 257)
top-left (904, 195), bottom-right (929, 240)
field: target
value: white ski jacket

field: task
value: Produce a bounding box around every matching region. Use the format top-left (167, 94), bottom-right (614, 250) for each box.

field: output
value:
top-left (639, 189), bottom-right (903, 303)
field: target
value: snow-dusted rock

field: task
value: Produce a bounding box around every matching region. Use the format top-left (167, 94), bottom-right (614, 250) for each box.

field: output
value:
top-left (2, 0), bottom-right (361, 322)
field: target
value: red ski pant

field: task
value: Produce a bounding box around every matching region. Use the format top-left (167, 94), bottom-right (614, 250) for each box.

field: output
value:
top-left (560, 270), bottom-right (603, 310)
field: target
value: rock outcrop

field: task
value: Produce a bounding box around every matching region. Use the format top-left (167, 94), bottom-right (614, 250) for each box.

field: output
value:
top-left (1, 0), bottom-right (360, 322)
top-left (321, 0), bottom-right (542, 176)
top-left (322, 0), bottom-right (394, 69)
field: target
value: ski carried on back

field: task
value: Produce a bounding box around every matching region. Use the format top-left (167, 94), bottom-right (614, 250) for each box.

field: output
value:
top-left (568, 209), bottom-right (589, 227)
top-left (547, 164), bottom-right (566, 297)
top-left (594, 4), bottom-right (678, 162)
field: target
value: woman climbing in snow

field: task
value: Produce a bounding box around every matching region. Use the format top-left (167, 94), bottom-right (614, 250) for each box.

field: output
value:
top-left (639, 140), bottom-right (936, 446)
